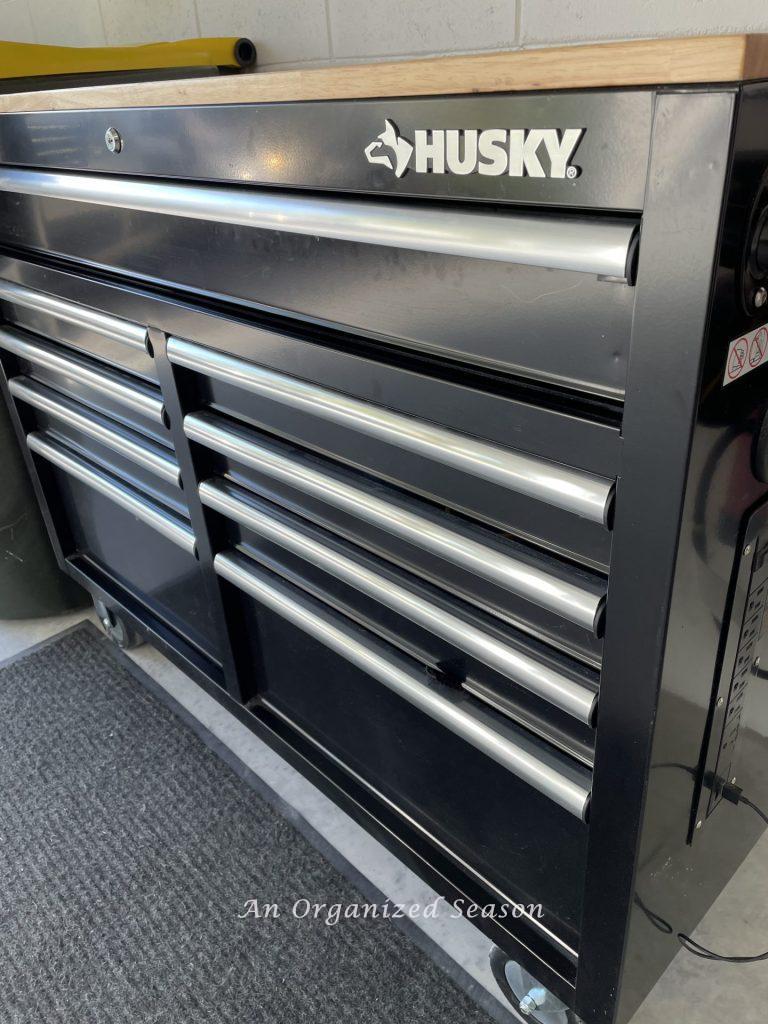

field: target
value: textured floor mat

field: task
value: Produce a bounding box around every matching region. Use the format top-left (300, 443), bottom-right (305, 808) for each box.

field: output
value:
top-left (0, 625), bottom-right (495, 1024)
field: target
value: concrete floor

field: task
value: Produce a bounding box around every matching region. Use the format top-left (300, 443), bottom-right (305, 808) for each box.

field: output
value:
top-left (2, 609), bottom-right (767, 1023)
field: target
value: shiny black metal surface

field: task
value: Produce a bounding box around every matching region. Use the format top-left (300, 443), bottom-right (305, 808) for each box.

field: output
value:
top-left (1, 297), bottom-right (156, 380)
top-left (0, 81), bottom-right (767, 1024)
top-left (0, 196), bottom-right (635, 400)
top-left (0, 92), bottom-right (652, 209)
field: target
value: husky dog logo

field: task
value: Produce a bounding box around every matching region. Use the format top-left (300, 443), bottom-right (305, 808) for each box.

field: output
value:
top-left (364, 119), bottom-right (585, 180)
top-left (364, 119), bottom-right (414, 178)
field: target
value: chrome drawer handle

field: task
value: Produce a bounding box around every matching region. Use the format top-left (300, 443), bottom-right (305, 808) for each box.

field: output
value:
top-left (169, 338), bottom-right (614, 525)
top-left (10, 376), bottom-right (181, 487)
top-left (0, 279), bottom-right (148, 351)
top-left (215, 549), bottom-right (591, 820)
top-left (27, 432), bottom-right (195, 555)
top-left (0, 167), bottom-right (637, 280)
top-left (200, 478), bottom-right (597, 724)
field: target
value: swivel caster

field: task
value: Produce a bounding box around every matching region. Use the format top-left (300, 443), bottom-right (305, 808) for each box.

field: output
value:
top-left (490, 947), bottom-right (576, 1023)
top-left (94, 599), bottom-right (144, 650)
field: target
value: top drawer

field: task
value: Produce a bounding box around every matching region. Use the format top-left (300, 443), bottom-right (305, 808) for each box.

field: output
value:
top-left (0, 172), bottom-right (637, 401)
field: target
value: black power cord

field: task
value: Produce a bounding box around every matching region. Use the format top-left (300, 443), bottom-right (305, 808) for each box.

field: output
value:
top-left (636, 775), bottom-right (768, 963)
top-left (742, 795), bottom-right (768, 827)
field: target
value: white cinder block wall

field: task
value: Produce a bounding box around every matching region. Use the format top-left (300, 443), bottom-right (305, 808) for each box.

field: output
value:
top-left (2, 0), bottom-right (768, 68)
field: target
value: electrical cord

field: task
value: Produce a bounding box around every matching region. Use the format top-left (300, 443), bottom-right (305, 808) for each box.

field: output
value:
top-left (634, 894), bottom-right (674, 936)
top-left (676, 934), bottom-right (768, 963)
top-left (741, 795), bottom-right (768, 827)
top-left (636, 776), bottom-right (768, 963)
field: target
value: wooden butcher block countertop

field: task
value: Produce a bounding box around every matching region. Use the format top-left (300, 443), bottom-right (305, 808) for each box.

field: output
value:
top-left (1, 34), bottom-right (768, 113)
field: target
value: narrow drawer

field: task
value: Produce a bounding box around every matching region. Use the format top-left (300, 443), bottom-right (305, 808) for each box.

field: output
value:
top-left (27, 431), bottom-right (193, 553)
top-left (9, 376), bottom-right (184, 515)
top-left (0, 278), bottom-right (156, 380)
top-left (0, 326), bottom-right (170, 446)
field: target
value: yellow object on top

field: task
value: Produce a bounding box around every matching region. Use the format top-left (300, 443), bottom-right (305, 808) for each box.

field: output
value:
top-left (0, 37), bottom-right (255, 80)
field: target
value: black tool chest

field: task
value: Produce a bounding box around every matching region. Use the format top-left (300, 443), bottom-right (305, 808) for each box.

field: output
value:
top-left (1, 58), bottom-right (768, 1024)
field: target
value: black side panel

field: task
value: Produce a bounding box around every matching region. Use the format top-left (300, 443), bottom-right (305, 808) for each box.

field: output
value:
top-left (577, 89), bottom-right (768, 1024)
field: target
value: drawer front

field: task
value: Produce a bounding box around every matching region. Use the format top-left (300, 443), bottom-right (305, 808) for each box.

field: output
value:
top-left (0, 325), bottom-right (170, 446)
top-left (0, 173), bottom-right (636, 400)
top-left (25, 430), bottom-right (217, 657)
top-left (9, 376), bottom-right (185, 516)
top-left (219, 548), bottom-right (589, 946)
top-left (0, 278), bottom-right (156, 380)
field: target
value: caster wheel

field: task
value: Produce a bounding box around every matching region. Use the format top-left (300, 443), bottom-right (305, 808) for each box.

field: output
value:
top-left (490, 947), bottom-right (576, 1023)
top-left (94, 599), bottom-right (144, 650)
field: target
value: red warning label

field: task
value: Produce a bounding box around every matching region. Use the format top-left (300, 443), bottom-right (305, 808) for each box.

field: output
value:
top-left (724, 325), bottom-right (768, 386)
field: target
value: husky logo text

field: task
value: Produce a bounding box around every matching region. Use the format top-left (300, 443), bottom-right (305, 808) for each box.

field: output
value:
top-left (363, 119), bottom-right (584, 180)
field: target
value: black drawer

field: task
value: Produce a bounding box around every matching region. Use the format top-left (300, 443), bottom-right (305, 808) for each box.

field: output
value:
top-left (0, 325), bottom-right (170, 446)
top-left (0, 278), bottom-right (156, 380)
top-left (25, 430), bottom-right (215, 658)
top-left (9, 376), bottom-right (185, 515)
top-left (0, 181), bottom-right (636, 400)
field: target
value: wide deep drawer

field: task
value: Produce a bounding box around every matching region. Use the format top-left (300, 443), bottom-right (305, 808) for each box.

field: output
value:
top-left (25, 431), bottom-right (216, 657)
top-left (217, 545), bottom-right (589, 948)
top-left (0, 170), bottom-right (637, 400)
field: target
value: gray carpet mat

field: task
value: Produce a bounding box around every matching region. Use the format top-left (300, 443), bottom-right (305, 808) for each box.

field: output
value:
top-left (0, 624), bottom-right (497, 1023)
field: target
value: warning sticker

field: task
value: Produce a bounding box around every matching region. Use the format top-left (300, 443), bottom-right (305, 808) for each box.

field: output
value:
top-left (723, 325), bottom-right (768, 385)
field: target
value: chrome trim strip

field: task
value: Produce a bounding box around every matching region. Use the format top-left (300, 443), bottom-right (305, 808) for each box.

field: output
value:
top-left (10, 377), bottom-right (181, 487)
top-left (0, 326), bottom-right (165, 425)
top-left (216, 549), bottom-right (591, 820)
top-left (201, 479), bottom-right (597, 724)
top-left (169, 338), bottom-right (613, 524)
top-left (27, 432), bottom-right (196, 555)
top-left (185, 413), bottom-right (604, 632)
top-left (0, 168), bottom-right (637, 279)
top-left (0, 279), bottom-right (148, 351)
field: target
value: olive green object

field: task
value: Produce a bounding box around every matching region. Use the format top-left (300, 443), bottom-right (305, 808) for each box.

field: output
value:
top-left (0, 396), bottom-right (86, 619)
